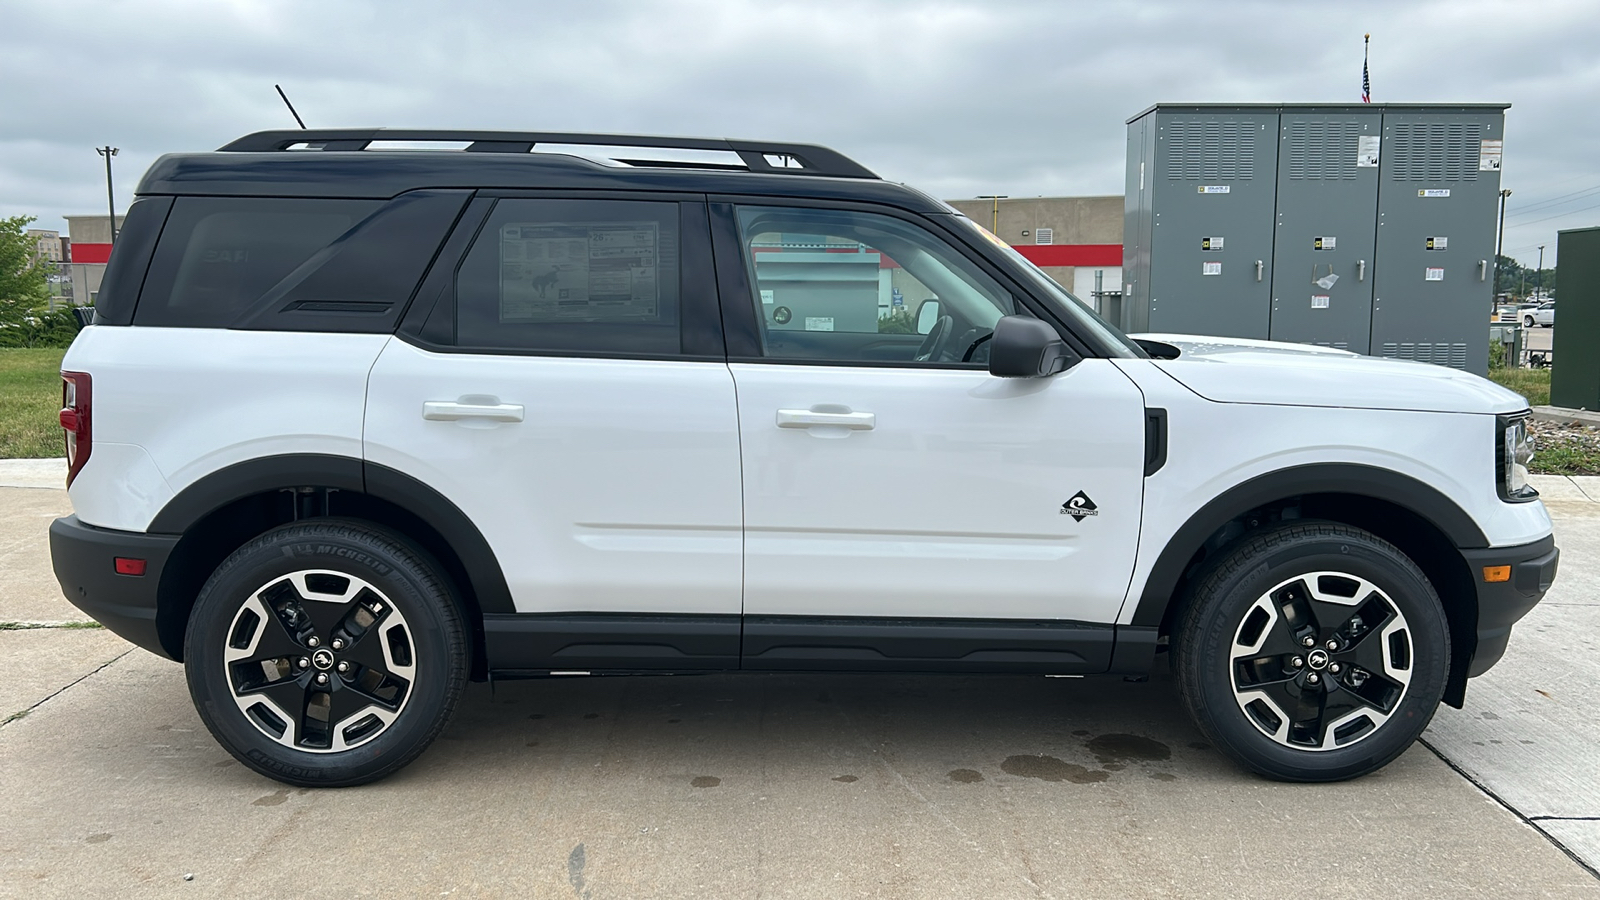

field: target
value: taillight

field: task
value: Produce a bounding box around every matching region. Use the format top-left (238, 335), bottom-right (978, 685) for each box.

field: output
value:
top-left (61, 371), bottom-right (91, 487)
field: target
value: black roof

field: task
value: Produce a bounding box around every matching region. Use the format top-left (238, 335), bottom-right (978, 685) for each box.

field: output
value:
top-left (136, 128), bottom-right (945, 212)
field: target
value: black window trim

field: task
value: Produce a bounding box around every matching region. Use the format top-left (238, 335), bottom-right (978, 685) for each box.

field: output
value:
top-left (706, 193), bottom-right (1100, 370)
top-left (396, 191), bottom-right (727, 362)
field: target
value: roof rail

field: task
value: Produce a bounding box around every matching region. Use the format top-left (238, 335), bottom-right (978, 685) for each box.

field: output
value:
top-left (216, 129), bottom-right (878, 179)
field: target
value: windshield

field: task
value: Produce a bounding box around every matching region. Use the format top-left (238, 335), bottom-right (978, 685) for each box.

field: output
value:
top-left (942, 214), bottom-right (1146, 359)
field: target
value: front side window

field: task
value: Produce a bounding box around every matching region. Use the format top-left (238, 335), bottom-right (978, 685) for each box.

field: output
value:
top-left (454, 199), bottom-right (680, 355)
top-left (735, 205), bottom-right (1015, 366)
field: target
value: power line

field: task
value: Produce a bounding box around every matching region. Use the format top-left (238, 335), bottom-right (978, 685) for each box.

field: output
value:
top-left (1506, 183), bottom-right (1600, 219)
top-left (1507, 198), bottom-right (1600, 229)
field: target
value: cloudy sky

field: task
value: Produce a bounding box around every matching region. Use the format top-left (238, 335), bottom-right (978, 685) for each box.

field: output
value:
top-left (3, 0), bottom-right (1596, 266)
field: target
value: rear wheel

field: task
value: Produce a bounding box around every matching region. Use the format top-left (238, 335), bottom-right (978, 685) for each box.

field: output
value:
top-left (184, 520), bottom-right (468, 787)
top-left (1174, 522), bottom-right (1449, 782)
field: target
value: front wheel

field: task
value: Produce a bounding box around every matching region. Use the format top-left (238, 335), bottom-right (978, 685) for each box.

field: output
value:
top-left (1173, 522), bottom-right (1449, 782)
top-left (1525, 315), bottom-right (1536, 328)
top-left (185, 520), bottom-right (468, 787)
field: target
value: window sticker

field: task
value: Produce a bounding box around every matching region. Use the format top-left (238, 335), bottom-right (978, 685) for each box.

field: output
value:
top-left (498, 221), bottom-right (659, 322)
top-left (804, 317), bottom-right (835, 332)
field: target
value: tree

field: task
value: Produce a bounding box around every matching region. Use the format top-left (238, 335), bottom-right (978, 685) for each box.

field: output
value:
top-left (0, 215), bottom-right (50, 327)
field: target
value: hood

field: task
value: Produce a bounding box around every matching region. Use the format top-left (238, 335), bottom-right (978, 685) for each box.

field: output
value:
top-left (1131, 333), bottom-right (1529, 415)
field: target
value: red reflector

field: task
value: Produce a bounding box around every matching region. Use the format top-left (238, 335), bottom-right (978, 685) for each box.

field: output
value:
top-left (114, 557), bottom-right (147, 576)
top-left (59, 408), bottom-right (79, 431)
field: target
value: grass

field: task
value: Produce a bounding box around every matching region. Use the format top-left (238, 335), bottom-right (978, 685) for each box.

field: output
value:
top-left (0, 348), bottom-right (67, 458)
top-left (1487, 367), bottom-right (1551, 407)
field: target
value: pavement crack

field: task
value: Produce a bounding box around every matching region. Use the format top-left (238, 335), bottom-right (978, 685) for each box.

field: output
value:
top-left (0, 648), bottom-right (132, 729)
top-left (1420, 737), bottom-right (1600, 882)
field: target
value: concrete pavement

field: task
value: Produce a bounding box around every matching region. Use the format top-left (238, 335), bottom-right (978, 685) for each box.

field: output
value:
top-left (3, 481), bottom-right (1599, 898)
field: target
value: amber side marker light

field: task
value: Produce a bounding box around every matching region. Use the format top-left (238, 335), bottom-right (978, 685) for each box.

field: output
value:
top-left (1483, 566), bottom-right (1512, 583)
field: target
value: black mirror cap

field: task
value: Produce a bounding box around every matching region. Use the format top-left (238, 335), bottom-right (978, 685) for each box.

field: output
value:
top-left (988, 315), bottom-right (1072, 378)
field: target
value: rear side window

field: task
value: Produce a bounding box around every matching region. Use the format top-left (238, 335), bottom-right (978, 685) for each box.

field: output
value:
top-left (453, 198), bottom-right (681, 356)
top-left (137, 198), bottom-right (379, 328)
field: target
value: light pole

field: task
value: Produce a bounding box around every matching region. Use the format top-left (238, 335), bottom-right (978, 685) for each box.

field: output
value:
top-left (96, 146), bottom-right (119, 244)
top-left (976, 195), bottom-right (1008, 236)
top-left (1537, 244), bottom-right (1545, 297)
top-left (1495, 188), bottom-right (1511, 294)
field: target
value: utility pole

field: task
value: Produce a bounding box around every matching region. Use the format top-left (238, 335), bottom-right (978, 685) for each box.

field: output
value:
top-left (1495, 188), bottom-right (1511, 294)
top-left (976, 195), bottom-right (1008, 236)
top-left (1537, 244), bottom-right (1546, 297)
top-left (96, 146), bottom-right (119, 243)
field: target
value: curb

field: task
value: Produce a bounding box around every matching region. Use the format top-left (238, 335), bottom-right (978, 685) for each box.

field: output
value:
top-left (1532, 406), bottom-right (1600, 428)
top-left (0, 458), bottom-right (67, 490)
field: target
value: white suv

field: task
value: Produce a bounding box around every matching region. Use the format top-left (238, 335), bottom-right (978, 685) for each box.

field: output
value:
top-left (50, 130), bottom-right (1558, 787)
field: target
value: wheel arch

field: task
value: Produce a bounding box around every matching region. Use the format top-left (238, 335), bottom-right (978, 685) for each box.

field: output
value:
top-left (1133, 463), bottom-right (1485, 706)
top-left (151, 454), bottom-right (511, 679)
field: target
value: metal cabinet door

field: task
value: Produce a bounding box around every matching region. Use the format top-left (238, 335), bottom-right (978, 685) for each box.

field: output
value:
top-left (1146, 109), bottom-right (1280, 339)
top-left (1371, 108), bottom-right (1506, 372)
top-left (1268, 110), bottom-right (1383, 353)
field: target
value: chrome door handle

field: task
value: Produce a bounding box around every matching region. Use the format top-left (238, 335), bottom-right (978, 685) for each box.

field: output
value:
top-left (776, 408), bottom-right (876, 430)
top-left (1255, 260), bottom-right (1264, 282)
top-left (423, 400), bottom-right (525, 422)
top-left (1358, 259), bottom-right (1366, 282)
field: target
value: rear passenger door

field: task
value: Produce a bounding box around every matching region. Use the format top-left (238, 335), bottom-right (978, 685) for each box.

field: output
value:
top-left (364, 194), bottom-right (744, 668)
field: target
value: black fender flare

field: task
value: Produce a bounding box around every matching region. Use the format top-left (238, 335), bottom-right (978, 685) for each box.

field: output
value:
top-left (149, 453), bottom-right (514, 615)
top-left (1128, 463), bottom-right (1488, 627)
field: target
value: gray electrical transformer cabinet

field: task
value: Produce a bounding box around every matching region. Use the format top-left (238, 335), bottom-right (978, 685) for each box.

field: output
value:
top-left (1123, 103), bottom-right (1507, 373)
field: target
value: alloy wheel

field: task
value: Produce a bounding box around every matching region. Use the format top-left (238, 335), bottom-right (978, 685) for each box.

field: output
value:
top-left (222, 569), bottom-right (416, 753)
top-left (1229, 570), bottom-right (1413, 751)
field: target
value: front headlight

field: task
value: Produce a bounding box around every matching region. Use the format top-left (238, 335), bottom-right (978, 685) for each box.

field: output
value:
top-left (1497, 413), bottom-right (1537, 502)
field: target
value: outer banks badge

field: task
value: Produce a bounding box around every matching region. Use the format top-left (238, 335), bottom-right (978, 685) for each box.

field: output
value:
top-left (1061, 491), bottom-right (1099, 520)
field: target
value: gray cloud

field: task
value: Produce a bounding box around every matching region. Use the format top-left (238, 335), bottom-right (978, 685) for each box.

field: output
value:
top-left (4, 0), bottom-right (1596, 265)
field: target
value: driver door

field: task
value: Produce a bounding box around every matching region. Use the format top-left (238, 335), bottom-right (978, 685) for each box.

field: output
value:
top-left (712, 202), bottom-right (1148, 652)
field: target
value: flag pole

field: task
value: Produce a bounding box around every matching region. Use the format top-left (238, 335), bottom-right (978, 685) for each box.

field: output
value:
top-left (1363, 33), bottom-right (1372, 103)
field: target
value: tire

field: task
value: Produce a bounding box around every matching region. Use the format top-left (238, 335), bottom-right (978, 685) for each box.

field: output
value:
top-left (1524, 315), bottom-right (1536, 328)
top-left (184, 519), bottom-right (468, 787)
top-left (1173, 522), bottom-right (1449, 782)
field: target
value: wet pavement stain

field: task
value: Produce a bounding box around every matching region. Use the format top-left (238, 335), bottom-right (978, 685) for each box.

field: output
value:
top-left (1000, 755), bottom-right (1109, 784)
top-left (1087, 733), bottom-right (1172, 763)
top-left (252, 789), bottom-right (290, 807)
top-left (947, 769), bottom-right (984, 784)
top-left (832, 775), bottom-right (859, 783)
top-left (85, 833), bottom-right (111, 844)
top-left (568, 843), bottom-right (590, 899)
top-left (690, 776), bottom-right (721, 788)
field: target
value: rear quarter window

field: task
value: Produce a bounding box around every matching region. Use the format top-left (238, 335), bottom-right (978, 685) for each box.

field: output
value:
top-left (135, 198), bottom-right (380, 328)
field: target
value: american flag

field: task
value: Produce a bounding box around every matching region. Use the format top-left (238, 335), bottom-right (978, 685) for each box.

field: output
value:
top-left (1362, 35), bottom-right (1371, 103)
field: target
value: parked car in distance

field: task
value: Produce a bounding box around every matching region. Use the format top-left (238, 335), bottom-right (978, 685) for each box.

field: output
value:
top-left (1525, 302), bottom-right (1554, 328)
top-left (1492, 305), bottom-right (1521, 324)
top-left (50, 128), bottom-right (1559, 789)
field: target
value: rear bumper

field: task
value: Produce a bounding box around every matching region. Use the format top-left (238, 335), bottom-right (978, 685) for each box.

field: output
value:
top-left (49, 515), bottom-right (179, 659)
top-left (1461, 534), bottom-right (1559, 677)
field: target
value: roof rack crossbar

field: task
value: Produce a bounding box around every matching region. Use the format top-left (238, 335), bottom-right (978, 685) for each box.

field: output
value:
top-left (217, 129), bottom-right (878, 179)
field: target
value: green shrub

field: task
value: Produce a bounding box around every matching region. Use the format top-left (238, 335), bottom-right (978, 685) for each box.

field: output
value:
top-left (0, 307), bottom-right (82, 349)
top-left (878, 308), bottom-right (917, 334)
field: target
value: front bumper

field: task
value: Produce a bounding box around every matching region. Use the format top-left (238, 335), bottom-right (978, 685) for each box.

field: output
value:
top-left (1461, 534), bottom-right (1559, 677)
top-left (49, 515), bottom-right (179, 659)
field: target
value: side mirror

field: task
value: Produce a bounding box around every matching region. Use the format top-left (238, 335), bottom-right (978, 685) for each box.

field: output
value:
top-left (988, 315), bottom-right (1071, 378)
top-left (915, 299), bottom-right (941, 334)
